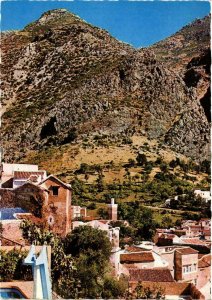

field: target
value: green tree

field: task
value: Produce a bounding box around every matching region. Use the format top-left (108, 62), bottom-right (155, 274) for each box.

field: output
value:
top-left (0, 249), bottom-right (32, 282)
top-left (160, 163), bottom-right (168, 173)
top-left (118, 203), bottom-right (157, 241)
top-left (133, 282), bottom-right (165, 299)
top-left (161, 215), bottom-right (173, 228)
top-left (64, 226), bottom-right (112, 298)
top-left (128, 158), bottom-right (136, 167)
top-left (98, 207), bottom-right (109, 219)
top-left (136, 153), bottom-right (147, 166)
top-left (102, 275), bottom-right (127, 299)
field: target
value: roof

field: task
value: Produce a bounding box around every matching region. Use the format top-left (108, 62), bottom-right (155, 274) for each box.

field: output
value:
top-left (129, 268), bottom-right (174, 282)
top-left (120, 252), bottom-right (154, 263)
top-left (39, 174), bottom-right (72, 190)
top-left (198, 254), bottom-right (211, 268)
top-left (180, 238), bottom-right (208, 246)
top-left (14, 171), bottom-right (45, 180)
top-left (126, 245), bottom-right (146, 253)
top-left (14, 181), bottom-right (49, 192)
top-left (175, 247), bottom-right (199, 255)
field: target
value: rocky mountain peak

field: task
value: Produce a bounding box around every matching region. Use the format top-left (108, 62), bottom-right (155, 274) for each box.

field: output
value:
top-left (24, 8), bottom-right (82, 31)
top-left (38, 8), bottom-right (72, 23)
top-left (1, 10), bottom-right (210, 163)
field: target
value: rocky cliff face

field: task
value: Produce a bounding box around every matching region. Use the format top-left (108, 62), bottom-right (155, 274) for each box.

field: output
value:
top-left (1, 9), bottom-right (210, 162)
top-left (151, 16), bottom-right (210, 123)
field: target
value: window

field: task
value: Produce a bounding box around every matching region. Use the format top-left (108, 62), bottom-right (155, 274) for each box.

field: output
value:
top-left (183, 265), bottom-right (191, 273)
top-left (183, 264), bottom-right (196, 274)
top-left (52, 186), bottom-right (59, 196)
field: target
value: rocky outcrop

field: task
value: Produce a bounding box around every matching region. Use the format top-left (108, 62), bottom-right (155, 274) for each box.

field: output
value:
top-left (1, 9), bottom-right (210, 162)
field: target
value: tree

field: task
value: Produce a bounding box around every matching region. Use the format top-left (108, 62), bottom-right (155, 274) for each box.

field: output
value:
top-left (136, 153), bottom-right (147, 166)
top-left (160, 163), bottom-right (168, 173)
top-left (118, 203), bottom-right (157, 241)
top-left (64, 226), bottom-right (111, 259)
top-left (200, 160), bottom-right (210, 174)
top-left (102, 275), bottom-right (127, 299)
top-left (97, 207), bottom-right (109, 219)
top-left (64, 226), bottom-right (112, 298)
top-left (161, 215), bottom-right (173, 228)
top-left (87, 202), bottom-right (96, 210)
top-left (96, 174), bottom-right (105, 192)
top-left (133, 282), bottom-right (165, 299)
top-left (128, 158), bottom-right (136, 167)
top-left (0, 249), bottom-right (32, 282)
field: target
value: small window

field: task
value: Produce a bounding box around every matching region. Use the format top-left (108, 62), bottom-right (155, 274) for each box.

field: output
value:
top-left (52, 186), bottom-right (59, 196)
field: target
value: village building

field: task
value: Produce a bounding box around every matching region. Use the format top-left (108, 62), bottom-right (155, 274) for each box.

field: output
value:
top-left (0, 164), bottom-right (72, 237)
top-left (194, 190), bottom-right (211, 202)
top-left (174, 248), bottom-right (199, 285)
top-left (0, 163), bottom-right (47, 188)
top-left (71, 205), bottom-right (87, 220)
top-left (197, 254), bottom-right (211, 299)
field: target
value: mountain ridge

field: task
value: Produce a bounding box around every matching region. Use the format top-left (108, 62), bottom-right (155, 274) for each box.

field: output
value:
top-left (1, 9), bottom-right (210, 167)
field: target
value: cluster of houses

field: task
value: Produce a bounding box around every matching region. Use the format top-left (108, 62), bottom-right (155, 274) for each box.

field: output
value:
top-left (0, 163), bottom-right (211, 300)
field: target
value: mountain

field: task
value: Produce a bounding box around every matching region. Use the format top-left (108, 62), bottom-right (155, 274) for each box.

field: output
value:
top-left (1, 9), bottom-right (210, 171)
top-left (151, 15), bottom-right (211, 122)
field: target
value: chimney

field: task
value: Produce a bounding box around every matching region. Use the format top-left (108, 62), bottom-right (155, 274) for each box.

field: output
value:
top-left (108, 198), bottom-right (118, 221)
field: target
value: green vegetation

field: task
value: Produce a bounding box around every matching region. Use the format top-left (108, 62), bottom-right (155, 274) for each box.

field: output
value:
top-left (20, 220), bottom-right (127, 299)
top-left (110, 202), bottom-right (157, 244)
top-left (133, 282), bottom-right (165, 299)
top-left (0, 249), bottom-right (32, 282)
top-left (70, 156), bottom-right (210, 222)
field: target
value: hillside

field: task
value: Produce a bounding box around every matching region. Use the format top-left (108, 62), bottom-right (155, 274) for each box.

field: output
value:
top-left (150, 15), bottom-right (210, 72)
top-left (151, 15), bottom-right (210, 122)
top-left (1, 9), bottom-right (210, 174)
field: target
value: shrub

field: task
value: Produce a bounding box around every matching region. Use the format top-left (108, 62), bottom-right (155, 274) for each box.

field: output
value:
top-left (0, 249), bottom-right (32, 282)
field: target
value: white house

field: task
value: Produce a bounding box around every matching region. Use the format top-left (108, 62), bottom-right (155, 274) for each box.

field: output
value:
top-left (194, 190), bottom-right (211, 202)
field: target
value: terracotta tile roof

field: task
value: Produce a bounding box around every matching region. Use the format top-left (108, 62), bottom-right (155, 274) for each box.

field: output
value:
top-left (126, 245), bottom-right (146, 253)
top-left (39, 175), bottom-right (72, 190)
top-left (120, 252), bottom-right (154, 263)
top-left (176, 247), bottom-right (198, 255)
top-left (129, 268), bottom-right (174, 282)
top-left (14, 171), bottom-right (45, 180)
top-left (181, 238), bottom-right (208, 246)
top-left (198, 254), bottom-right (211, 268)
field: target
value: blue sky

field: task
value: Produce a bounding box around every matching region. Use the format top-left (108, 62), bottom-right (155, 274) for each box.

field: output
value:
top-left (1, 1), bottom-right (210, 47)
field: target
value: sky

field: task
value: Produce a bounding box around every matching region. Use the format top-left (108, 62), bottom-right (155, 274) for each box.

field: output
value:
top-left (1, 1), bottom-right (210, 48)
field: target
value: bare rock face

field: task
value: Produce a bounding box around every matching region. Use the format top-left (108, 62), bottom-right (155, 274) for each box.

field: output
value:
top-left (1, 9), bottom-right (210, 162)
top-left (151, 16), bottom-right (211, 125)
